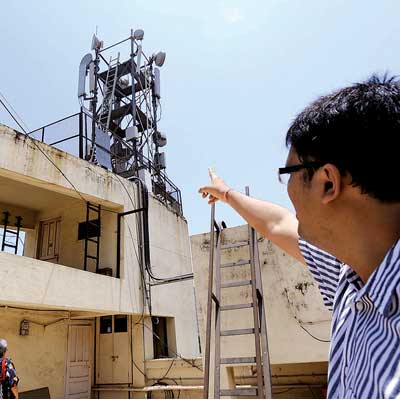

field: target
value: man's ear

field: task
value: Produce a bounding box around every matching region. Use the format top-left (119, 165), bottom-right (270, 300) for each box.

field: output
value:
top-left (318, 164), bottom-right (342, 205)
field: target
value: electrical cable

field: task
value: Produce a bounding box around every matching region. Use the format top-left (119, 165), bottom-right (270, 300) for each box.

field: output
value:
top-left (0, 97), bottom-right (28, 134)
top-left (0, 96), bottom-right (89, 204)
top-left (0, 90), bottom-right (201, 375)
top-left (115, 174), bottom-right (193, 283)
top-left (270, 250), bottom-right (331, 343)
top-left (298, 322), bottom-right (330, 343)
top-left (0, 91), bottom-right (122, 216)
top-left (0, 304), bottom-right (71, 314)
top-left (23, 317), bottom-right (68, 329)
top-left (0, 92), bottom-right (30, 132)
top-left (138, 320), bottom-right (202, 372)
top-left (158, 358), bottom-right (175, 381)
top-left (273, 387), bottom-right (296, 395)
top-left (108, 174), bottom-right (202, 372)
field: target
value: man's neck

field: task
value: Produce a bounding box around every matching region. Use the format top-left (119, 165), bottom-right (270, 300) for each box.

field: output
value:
top-left (322, 201), bottom-right (400, 284)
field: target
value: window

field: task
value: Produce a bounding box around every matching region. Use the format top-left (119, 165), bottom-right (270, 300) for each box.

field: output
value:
top-left (100, 316), bottom-right (112, 334)
top-left (114, 315), bottom-right (128, 333)
top-left (1, 228), bottom-right (25, 256)
top-left (100, 315), bottom-right (128, 334)
top-left (152, 316), bottom-right (169, 358)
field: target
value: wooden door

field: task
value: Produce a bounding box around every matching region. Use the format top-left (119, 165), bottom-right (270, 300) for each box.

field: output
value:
top-left (97, 315), bottom-right (131, 384)
top-left (38, 218), bottom-right (61, 263)
top-left (65, 325), bottom-right (92, 398)
top-left (113, 315), bottom-right (131, 383)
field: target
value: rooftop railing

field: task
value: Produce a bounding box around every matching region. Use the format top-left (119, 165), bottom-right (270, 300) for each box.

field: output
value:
top-left (27, 111), bottom-right (183, 215)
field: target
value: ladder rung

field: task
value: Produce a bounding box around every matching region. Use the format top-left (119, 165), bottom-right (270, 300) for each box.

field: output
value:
top-left (3, 244), bottom-right (17, 249)
top-left (221, 357), bottom-right (256, 364)
top-left (87, 221), bottom-right (100, 227)
top-left (220, 303), bottom-right (253, 311)
top-left (87, 238), bottom-right (98, 243)
top-left (221, 260), bottom-right (250, 268)
top-left (220, 388), bottom-right (258, 397)
top-left (221, 241), bottom-right (249, 250)
top-left (86, 255), bottom-right (98, 260)
top-left (221, 280), bottom-right (251, 288)
top-left (221, 328), bottom-right (254, 336)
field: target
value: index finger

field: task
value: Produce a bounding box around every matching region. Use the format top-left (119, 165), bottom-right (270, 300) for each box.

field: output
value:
top-left (208, 167), bottom-right (217, 180)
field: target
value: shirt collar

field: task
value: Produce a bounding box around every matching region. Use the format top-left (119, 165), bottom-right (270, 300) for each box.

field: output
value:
top-left (354, 239), bottom-right (400, 316)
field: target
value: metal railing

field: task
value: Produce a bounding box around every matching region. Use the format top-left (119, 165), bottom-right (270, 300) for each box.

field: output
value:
top-left (27, 110), bottom-right (183, 215)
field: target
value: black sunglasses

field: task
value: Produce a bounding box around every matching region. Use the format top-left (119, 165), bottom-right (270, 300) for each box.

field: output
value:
top-left (278, 162), bottom-right (323, 184)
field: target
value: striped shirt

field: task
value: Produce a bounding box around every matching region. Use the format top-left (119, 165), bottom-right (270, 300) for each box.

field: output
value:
top-left (299, 238), bottom-right (400, 399)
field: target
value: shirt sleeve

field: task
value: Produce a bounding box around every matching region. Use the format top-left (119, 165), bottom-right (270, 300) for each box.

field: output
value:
top-left (299, 239), bottom-right (342, 310)
top-left (6, 359), bottom-right (19, 388)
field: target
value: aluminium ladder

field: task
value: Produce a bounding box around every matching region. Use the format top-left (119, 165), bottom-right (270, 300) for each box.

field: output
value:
top-left (99, 53), bottom-right (120, 130)
top-left (203, 187), bottom-right (272, 399)
top-left (89, 55), bottom-right (120, 164)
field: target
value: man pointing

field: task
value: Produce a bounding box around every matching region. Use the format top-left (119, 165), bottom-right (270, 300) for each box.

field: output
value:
top-left (199, 75), bottom-right (400, 399)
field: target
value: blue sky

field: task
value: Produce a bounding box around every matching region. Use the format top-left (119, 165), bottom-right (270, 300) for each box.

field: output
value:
top-left (1, 1), bottom-right (400, 234)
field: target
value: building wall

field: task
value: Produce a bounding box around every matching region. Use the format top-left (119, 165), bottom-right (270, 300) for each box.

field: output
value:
top-left (0, 307), bottom-right (93, 398)
top-left (147, 198), bottom-right (200, 358)
top-left (0, 124), bottom-right (200, 382)
top-left (35, 201), bottom-right (118, 274)
top-left (191, 224), bottom-right (332, 365)
top-left (0, 202), bottom-right (37, 229)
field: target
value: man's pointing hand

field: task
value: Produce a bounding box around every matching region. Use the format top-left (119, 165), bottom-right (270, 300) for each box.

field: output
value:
top-left (198, 168), bottom-right (232, 204)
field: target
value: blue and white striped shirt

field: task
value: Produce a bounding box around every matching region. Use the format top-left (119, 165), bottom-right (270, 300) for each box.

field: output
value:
top-left (299, 238), bottom-right (400, 399)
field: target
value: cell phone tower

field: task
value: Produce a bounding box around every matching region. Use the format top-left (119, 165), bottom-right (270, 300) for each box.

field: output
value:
top-left (78, 30), bottom-right (174, 204)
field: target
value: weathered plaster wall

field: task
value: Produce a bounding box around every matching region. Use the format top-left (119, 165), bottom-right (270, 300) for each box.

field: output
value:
top-left (147, 198), bottom-right (200, 358)
top-left (0, 125), bottom-right (126, 208)
top-left (191, 224), bottom-right (332, 365)
top-left (36, 201), bottom-right (118, 274)
top-left (0, 308), bottom-right (93, 398)
top-left (0, 202), bottom-right (37, 229)
top-left (0, 125), bottom-right (200, 362)
top-left (0, 251), bottom-right (123, 312)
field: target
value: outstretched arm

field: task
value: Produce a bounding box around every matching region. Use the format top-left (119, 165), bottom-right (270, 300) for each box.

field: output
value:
top-left (199, 168), bottom-right (305, 264)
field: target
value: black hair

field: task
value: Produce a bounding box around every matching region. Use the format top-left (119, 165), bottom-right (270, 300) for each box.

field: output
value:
top-left (286, 74), bottom-right (400, 203)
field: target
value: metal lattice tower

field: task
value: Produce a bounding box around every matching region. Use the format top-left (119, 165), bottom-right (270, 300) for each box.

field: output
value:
top-left (78, 30), bottom-right (174, 206)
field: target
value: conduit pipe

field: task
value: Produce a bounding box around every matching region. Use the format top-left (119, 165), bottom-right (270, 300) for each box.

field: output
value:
top-left (117, 176), bottom-right (194, 285)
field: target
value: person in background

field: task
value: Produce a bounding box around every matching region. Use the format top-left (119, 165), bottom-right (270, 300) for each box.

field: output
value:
top-left (0, 339), bottom-right (19, 399)
top-left (199, 75), bottom-right (400, 399)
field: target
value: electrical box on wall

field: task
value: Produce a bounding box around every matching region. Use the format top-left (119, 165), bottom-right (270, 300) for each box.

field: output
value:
top-left (78, 219), bottom-right (101, 240)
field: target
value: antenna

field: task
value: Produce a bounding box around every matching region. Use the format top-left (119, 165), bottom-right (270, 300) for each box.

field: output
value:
top-left (78, 30), bottom-right (176, 208)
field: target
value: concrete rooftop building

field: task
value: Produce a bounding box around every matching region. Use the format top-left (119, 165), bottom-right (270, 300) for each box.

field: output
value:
top-left (0, 123), bottom-right (203, 398)
top-left (0, 30), bottom-right (333, 399)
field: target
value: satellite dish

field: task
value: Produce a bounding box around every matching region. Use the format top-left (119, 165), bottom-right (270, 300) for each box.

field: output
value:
top-left (91, 34), bottom-right (103, 50)
top-left (133, 29), bottom-right (144, 40)
top-left (154, 51), bottom-right (166, 67)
